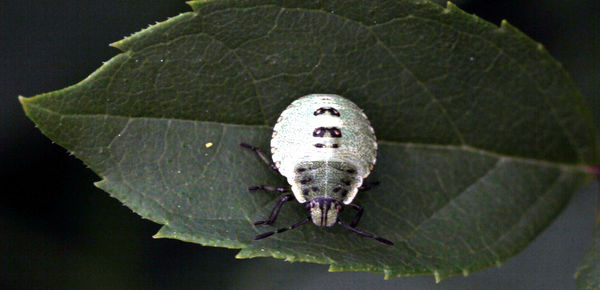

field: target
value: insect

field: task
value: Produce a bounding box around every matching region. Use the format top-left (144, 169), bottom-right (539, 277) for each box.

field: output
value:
top-left (241, 94), bottom-right (393, 245)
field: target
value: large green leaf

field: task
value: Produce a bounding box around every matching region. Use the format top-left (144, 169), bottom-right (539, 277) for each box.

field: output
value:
top-left (19, 0), bottom-right (598, 280)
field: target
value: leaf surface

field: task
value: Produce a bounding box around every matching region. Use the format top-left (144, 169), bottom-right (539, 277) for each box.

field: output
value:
top-left (20, 0), bottom-right (598, 279)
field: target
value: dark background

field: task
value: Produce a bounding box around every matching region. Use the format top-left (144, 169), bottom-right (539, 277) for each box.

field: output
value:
top-left (1, 1), bottom-right (598, 289)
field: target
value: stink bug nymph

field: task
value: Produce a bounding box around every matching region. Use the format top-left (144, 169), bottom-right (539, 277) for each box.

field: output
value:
top-left (240, 94), bottom-right (393, 245)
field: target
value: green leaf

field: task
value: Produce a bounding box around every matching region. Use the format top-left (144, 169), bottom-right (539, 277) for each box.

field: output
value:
top-left (19, 0), bottom-right (598, 280)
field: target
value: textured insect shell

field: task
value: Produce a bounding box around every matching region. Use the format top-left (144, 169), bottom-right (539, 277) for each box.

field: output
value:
top-left (271, 94), bottom-right (377, 204)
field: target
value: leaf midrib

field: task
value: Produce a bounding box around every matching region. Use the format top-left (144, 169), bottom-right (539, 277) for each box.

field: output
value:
top-left (24, 100), bottom-right (594, 173)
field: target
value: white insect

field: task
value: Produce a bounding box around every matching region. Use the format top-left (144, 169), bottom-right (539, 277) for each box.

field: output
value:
top-left (241, 94), bottom-right (392, 245)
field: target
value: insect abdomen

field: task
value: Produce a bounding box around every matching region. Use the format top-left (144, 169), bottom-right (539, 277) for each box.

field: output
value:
top-left (270, 94), bottom-right (377, 204)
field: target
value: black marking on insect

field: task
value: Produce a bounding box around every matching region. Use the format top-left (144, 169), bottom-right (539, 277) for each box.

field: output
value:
top-left (314, 143), bottom-right (340, 149)
top-left (313, 128), bottom-right (325, 137)
top-left (331, 128), bottom-right (342, 137)
top-left (300, 177), bottom-right (312, 184)
top-left (240, 94), bottom-right (393, 246)
top-left (313, 107), bottom-right (340, 117)
top-left (313, 127), bottom-right (342, 138)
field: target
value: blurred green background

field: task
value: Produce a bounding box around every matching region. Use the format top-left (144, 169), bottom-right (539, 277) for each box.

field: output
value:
top-left (1, 1), bottom-right (598, 289)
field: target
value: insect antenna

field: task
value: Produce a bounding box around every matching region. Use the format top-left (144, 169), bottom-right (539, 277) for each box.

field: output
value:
top-left (337, 220), bottom-right (394, 246)
top-left (254, 216), bottom-right (311, 240)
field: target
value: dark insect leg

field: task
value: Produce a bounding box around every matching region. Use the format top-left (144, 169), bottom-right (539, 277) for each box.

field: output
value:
top-left (347, 203), bottom-right (364, 228)
top-left (254, 194), bottom-right (294, 226)
top-left (240, 143), bottom-right (278, 171)
top-left (337, 220), bottom-right (394, 246)
top-left (248, 185), bottom-right (290, 194)
top-left (255, 216), bottom-right (311, 240)
top-left (358, 181), bottom-right (380, 192)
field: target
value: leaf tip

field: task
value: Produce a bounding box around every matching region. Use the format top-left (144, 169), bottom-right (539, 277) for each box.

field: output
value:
top-left (94, 180), bottom-right (115, 195)
top-left (109, 40), bottom-right (125, 51)
top-left (18, 95), bottom-right (29, 106)
top-left (187, 0), bottom-right (210, 12)
top-left (185, 1), bottom-right (197, 11)
top-left (18, 95), bottom-right (32, 116)
top-left (152, 232), bottom-right (166, 239)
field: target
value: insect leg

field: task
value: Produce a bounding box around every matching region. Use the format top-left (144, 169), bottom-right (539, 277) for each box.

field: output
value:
top-left (254, 194), bottom-right (294, 226)
top-left (358, 181), bottom-right (380, 192)
top-left (347, 203), bottom-right (364, 228)
top-left (248, 185), bottom-right (290, 194)
top-left (337, 220), bottom-right (394, 246)
top-left (255, 216), bottom-right (311, 240)
top-left (240, 143), bottom-right (278, 171)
